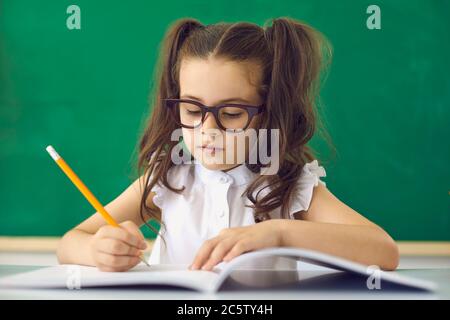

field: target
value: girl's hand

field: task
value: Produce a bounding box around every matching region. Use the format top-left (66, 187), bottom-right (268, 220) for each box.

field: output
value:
top-left (189, 219), bottom-right (284, 271)
top-left (89, 220), bottom-right (147, 272)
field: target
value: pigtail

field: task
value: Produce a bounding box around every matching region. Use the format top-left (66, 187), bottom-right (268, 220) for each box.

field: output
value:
top-left (160, 18), bottom-right (204, 99)
top-left (248, 18), bottom-right (330, 220)
top-left (140, 18), bottom-right (203, 162)
top-left (137, 19), bottom-right (203, 245)
top-left (264, 18), bottom-right (325, 159)
top-left (140, 19), bottom-right (203, 154)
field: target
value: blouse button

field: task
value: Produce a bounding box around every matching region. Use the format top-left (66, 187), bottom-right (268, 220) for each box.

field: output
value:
top-left (219, 176), bottom-right (228, 184)
top-left (219, 210), bottom-right (225, 217)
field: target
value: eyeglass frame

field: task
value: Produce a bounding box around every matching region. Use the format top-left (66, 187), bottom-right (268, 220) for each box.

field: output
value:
top-left (163, 98), bottom-right (265, 131)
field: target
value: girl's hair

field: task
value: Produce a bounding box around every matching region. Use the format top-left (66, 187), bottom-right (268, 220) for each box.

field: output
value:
top-left (135, 17), bottom-right (332, 237)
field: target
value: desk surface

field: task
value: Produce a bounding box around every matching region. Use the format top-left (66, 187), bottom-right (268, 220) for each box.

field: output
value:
top-left (0, 252), bottom-right (449, 300)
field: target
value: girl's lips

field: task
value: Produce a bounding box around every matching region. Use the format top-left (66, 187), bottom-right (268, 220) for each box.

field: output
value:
top-left (197, 145), bottom-right (224, 152)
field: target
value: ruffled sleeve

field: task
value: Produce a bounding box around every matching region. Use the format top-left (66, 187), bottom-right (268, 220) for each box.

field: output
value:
top-left (148, 163), bottom-right (192, 210)
top-left (151, 181), bottom-right (165, 209)
top-left (146, 153), bottom-right (167, 210)
top-left (288, 160), bottom-right (326, 218)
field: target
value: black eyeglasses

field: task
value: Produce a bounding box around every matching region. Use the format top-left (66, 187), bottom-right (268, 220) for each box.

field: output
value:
top-left (164, 99), bottom-right (264, 132)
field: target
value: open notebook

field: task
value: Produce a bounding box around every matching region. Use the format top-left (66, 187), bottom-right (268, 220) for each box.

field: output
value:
top-left (0, 247), bottom-right (436, 292)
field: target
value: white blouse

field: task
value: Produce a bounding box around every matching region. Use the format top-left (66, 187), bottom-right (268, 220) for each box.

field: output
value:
top-left (148, 160), bottom-right (326, 268)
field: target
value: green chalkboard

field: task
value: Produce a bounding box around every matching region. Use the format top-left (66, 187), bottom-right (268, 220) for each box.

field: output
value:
top-left (1, 0), bottom-right (449, 240)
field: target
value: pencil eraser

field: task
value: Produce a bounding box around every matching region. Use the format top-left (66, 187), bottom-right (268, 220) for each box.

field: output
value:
top-left (46, 145), bottom-right (60, 160)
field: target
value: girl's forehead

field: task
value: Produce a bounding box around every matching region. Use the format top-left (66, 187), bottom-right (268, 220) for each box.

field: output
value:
top-left (179, 57), bottom-right (262, 104)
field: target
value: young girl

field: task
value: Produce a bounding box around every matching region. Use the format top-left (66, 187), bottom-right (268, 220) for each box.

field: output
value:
top-left (57, 17), bottom-right (399, 272)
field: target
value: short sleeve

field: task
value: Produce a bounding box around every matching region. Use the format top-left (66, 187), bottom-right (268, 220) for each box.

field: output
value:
top-left (146, 154), bottom-right (166, 210)
top-left (148, 164), bottom-right (192, 210)
top-left (151, 181), bottom-right (165, 209)
top-left (288, 160), bottom-right (326, 218)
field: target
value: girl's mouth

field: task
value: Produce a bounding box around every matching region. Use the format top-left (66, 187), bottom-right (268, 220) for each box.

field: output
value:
top-left (198, 145), bottom-right (224, 154)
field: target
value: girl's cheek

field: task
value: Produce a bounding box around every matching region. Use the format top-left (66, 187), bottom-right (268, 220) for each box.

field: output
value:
top-left (223, 134), bottom-right (248, 164)
top-left (181, 128), bottom-right (195, 154)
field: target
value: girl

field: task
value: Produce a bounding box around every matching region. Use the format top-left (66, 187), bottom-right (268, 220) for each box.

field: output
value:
top-left (57, 17), bottom-right (399, 272)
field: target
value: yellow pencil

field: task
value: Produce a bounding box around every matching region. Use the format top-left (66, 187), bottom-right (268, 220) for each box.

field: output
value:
top-left (46, 145), bottom-right (150, 267)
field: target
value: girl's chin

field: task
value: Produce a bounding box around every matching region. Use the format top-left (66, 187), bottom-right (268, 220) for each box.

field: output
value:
top-left (200, 162), bottom-right (239, 171)
top-left (193, 155), bottom-right (239, 171)
top-left (190, 149), bottom-right (243, 171)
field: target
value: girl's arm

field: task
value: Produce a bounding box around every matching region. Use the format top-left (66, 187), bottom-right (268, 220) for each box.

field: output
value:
top-left (190, 184), bottom-right (399, 271)
top-left (57, 174), bottom-right (160, 271)
top-left (280, 183), bottom-right (399, 270)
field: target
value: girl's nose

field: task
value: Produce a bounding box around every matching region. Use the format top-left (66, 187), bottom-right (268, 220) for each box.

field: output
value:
top-left (201, 112), bottom-right (220, 131)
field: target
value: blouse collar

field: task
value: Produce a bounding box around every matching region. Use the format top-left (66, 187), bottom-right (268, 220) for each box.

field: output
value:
top-left (195, 162), bottom-right (258, 187)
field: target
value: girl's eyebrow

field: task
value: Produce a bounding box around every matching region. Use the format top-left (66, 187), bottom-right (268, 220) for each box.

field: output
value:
top-left (180, 94), bottom-right (252, 104)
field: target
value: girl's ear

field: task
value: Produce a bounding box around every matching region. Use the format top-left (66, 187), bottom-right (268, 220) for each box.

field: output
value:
top-left (160, 18), bottom-right (204, 98)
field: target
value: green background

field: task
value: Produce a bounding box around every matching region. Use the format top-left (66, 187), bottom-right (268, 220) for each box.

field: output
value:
top-left (1, 0), bottom-right (449, 240)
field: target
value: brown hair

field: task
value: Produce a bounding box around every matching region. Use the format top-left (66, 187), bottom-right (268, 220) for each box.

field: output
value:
top-left (135, 17), bottom-right (333, 237)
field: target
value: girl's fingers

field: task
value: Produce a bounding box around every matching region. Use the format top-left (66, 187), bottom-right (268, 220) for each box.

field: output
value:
top-left (200, 237), bottom-right (237, 271)
top-left (189, 237), bottom-right (222, 270)
top-left (223, 240), bottom-right (251, 262)
top-left (120, 221), bottom-right (146, 243)
top-left (97, 225), bottom-right (146, 250)
top-left (96, 252), bottom-right (140, 270)
top-left (96, 239), bottom-right (141, 256)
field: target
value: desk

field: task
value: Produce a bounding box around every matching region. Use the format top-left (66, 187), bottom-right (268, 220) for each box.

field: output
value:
top-left (0, 252), bottom-right (449, 299)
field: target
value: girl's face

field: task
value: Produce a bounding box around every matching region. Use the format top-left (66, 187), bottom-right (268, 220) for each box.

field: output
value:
top-left (178, 56), bottom-right (263, 171)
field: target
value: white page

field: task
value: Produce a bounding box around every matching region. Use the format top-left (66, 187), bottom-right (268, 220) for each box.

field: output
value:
top-left (0, 264), bottom-right (221, 292)
top-left (213, 247), bottom-right (438, 292)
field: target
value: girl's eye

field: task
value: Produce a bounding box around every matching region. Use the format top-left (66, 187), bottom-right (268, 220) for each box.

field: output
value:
top-left (223, 112), bottom-right (243, 118)
top-left (186, 110), bottom-right (201, 115)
